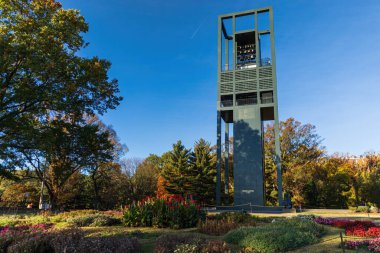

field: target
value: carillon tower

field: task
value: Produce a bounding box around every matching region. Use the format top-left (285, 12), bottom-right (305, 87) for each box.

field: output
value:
top-left (216, 7), bottom-right (283, 207)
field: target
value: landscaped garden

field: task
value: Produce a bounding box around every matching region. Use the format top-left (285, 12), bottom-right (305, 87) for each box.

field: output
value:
top-left (0, 203), bottom-right (379, 253)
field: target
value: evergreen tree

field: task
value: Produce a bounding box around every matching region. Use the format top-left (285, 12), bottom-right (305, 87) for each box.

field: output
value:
top-left (161, 141), bottom-right (191, 195)
top-left (189, 139), bottom-right (216, 204)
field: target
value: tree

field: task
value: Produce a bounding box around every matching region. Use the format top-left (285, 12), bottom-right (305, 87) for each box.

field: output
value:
top-left (87, 162), bottom-right (132, 209)
top-left (83, 115), bottom-right (127, 209)
top-left (0, 0), bottom-right (122, 175)
top-left (132, 159), bottom-right (158, 200)
top-left (0, 171), bottom-right (40, 207)
top-left (17, 118), bottom-right (116, 209)
top-left (264, 118), bottom-right (325, 206)
top-left (189, 139), bottom-right (216, 204)
top-left (161, 141), bottom-right (192, 195)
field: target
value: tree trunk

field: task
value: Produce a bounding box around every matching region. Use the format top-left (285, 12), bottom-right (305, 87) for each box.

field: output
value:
top-left (91, 174), bottom-right (101, 210)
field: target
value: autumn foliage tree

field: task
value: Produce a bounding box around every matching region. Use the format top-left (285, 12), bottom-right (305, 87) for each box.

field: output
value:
top-left (264, 118), bottom-right (325, 206)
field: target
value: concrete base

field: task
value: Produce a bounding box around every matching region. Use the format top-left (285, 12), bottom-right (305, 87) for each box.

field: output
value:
top-left (208, 205), bottom-right (293, 214)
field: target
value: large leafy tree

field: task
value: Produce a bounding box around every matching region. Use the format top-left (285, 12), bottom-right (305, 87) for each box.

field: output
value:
top-left (17, 117), bottom-right (116, 208)
top-left (0, 0), bottom-right (122, 174)
top-left (264, 118), bottom-right (325, 206)
top-left (131, 159), bottom-right (158, 201)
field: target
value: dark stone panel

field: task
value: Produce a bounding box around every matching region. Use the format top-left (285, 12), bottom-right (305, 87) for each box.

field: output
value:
top-left (233, 107), bottom-right (264, 206)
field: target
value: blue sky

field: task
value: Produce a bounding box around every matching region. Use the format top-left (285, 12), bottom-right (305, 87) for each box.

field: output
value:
top-left (61, 0), bottom-right (380, 158)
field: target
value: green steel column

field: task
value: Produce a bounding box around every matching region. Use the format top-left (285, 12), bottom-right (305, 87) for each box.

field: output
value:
top-left (216, 111), bottom-right (222, 206)
top-left (254, 11), bottom-right (260, 67)
top-left (224, 122), bottom-right (229, 205)
top-left (225, 38), bottom-right (229, 71)
top-left (274, 119), bottom-right (283, 206)
top-left (269, 7), bottom-right (283, 206)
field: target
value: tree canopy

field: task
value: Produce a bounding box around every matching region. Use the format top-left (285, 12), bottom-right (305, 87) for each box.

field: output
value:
top-left (0, 0), bottom-right (122, 175)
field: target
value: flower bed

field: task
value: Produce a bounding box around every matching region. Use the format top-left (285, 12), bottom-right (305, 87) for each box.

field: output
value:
top-left (314, 217), bottom-right (378, 237)
top-left (315, 217), bottom-right (380, 252)
top-left (0, 223), bottom-right (52, 236)
top-left (123, 195), bottom-right (205, 229)
top-left (345, 238), bottom-right (380, 252)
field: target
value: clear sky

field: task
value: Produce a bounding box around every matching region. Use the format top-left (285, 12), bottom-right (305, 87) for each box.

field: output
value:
top-left (61, 0), bottom-right (380, 159)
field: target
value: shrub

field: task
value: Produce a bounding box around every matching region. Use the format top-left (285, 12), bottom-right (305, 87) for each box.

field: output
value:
top-left (7, 233), bottom-right (53, 253)
top-left (155, 234), bottom-right (205, 253)
top-left (198, 212), bottom-right (256, 236)
top-left (356, 206), bottom-right (370, 213)
top-left (197, 219), bottom-right (240, 236)
top-left (225, 218), bottom-right (325, 253)
top-left (174, 244), bottom-right (198, 253)
top-left (67, 214), bottom-right (121, 227)
top-left (214, 212), bottom-right (255, 224)
top-left (200, 240), bottom-right (231, 253)
top-left (48, 228), bottom-right (85, 252)
top-left (0, 227), bottom-right (140, 253)
top-left (155, 234), bottom-right (230, 253)
top-left (296, 214), bottom-right (316, 221)
top-left (59, 209), bottom-right (100, 218)
top-left (75, 236), bottom-right (140, 253)
top-left (90, 215), bottom-right (121, 227)
top-left (124, 195), bottom-right (205, 229)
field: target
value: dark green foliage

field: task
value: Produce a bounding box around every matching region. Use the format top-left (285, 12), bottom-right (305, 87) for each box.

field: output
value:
top-left (189, 139), bottom-right (216, 203)
top-left (67, 214), bottom-right (121, 227)
top-left (160, 139), bottom-right (216, 204)
top-left (161, 141), bottom-right (192, 195)
top-left (224, 218), bottom-right (325, 253)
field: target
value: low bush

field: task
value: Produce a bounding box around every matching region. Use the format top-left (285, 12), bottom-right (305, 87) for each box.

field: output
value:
top-left (124, 195), bottom-right (205, 229)
top-left (224, 218), bottom-right (325, 253)
top-left (174, 244), bottom-right (198, 253)
top-left (1, 227), bottom-right (140, 253)
top-left (356, 206), bottom-right (370, 213)
top-left (155, 234), bottom-right (230, 253)
top-left (200, 240), bottom-right (231, 253)
top-left (67, 214), bottom-right (121, 227)
top-left (296, 214), bottom-right (316, 221)
top-left (198, 212), bottom-right (256, 235)
top-left (74, 236), bottom-right (140, 253)
top-left (155, 234), bottom-right (205, 253)
top-left (213, 212), bottom-right (256, 224)
top-left (197, 219), bottom-right (240, 236)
